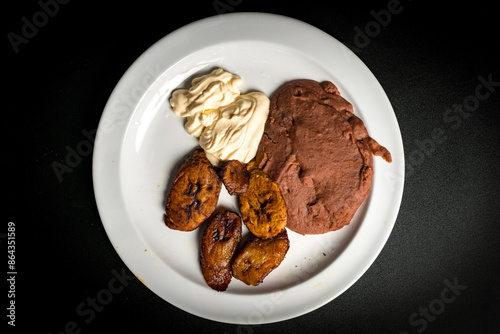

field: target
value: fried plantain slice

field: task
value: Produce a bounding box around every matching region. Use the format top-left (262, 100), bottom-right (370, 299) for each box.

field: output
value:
top-left (221, 160), bottom-right (249, 195)
top-left (238, 164), bottom-right (287, 239)
top-left (231, 228), bottom-right (290, 286)
top-left (164, 148), bottom-right (222, 231)
top-left (245, 159), bottom-right (259, 172)
top-left (200, 210), bottom-right (242, 291)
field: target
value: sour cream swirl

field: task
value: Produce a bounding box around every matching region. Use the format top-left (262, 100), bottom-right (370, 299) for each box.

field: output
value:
top-left (170, 68), bottom-right (269, 166)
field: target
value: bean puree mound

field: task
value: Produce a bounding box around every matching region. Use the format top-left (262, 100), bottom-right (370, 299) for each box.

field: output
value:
top-left (256, 79), bottom-right (391, 235)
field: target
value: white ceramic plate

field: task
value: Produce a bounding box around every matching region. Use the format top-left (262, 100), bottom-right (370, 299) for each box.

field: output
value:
top-left (92, 12), bottom-right (404, 325)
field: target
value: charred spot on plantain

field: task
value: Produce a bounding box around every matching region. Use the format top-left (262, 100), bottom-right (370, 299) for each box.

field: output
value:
top-left (185, 183), bottom-right (193, 195)
top-left (212, 229), bottom-right (220, 242)
top-left (260, 196), bottom-right (274, 210)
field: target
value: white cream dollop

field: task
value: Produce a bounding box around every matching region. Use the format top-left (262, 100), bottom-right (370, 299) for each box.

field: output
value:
top-left (170, 68), bottom-right (242, 137)
top-left (170, 68), bottom-right (269, 166)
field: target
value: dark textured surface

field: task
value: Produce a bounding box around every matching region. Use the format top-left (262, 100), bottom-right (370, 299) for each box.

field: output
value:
top-left (6, 0), bottom-right (499, 333)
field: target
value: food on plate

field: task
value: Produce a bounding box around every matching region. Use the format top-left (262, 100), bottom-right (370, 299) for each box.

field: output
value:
top-left (170, 68), bottom-right (270, 167)
top-left (256, 79), bottom-right (392, 235)
top-left (220, 160), bottom-right (249, 196)
top-left (200, 210), bottom-right (242, 291)
top-left (231, 228), bottom-right (290, 286)
top-left (238, 161), bottom-right (287, 239)
top-left (164, 148), bottom-right (222, 231)
top-left (164, 73), bottom-right (393, 290)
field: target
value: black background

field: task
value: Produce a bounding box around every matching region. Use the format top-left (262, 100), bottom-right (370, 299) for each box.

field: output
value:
top-left (5, 0), bottom-right (500, 333)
